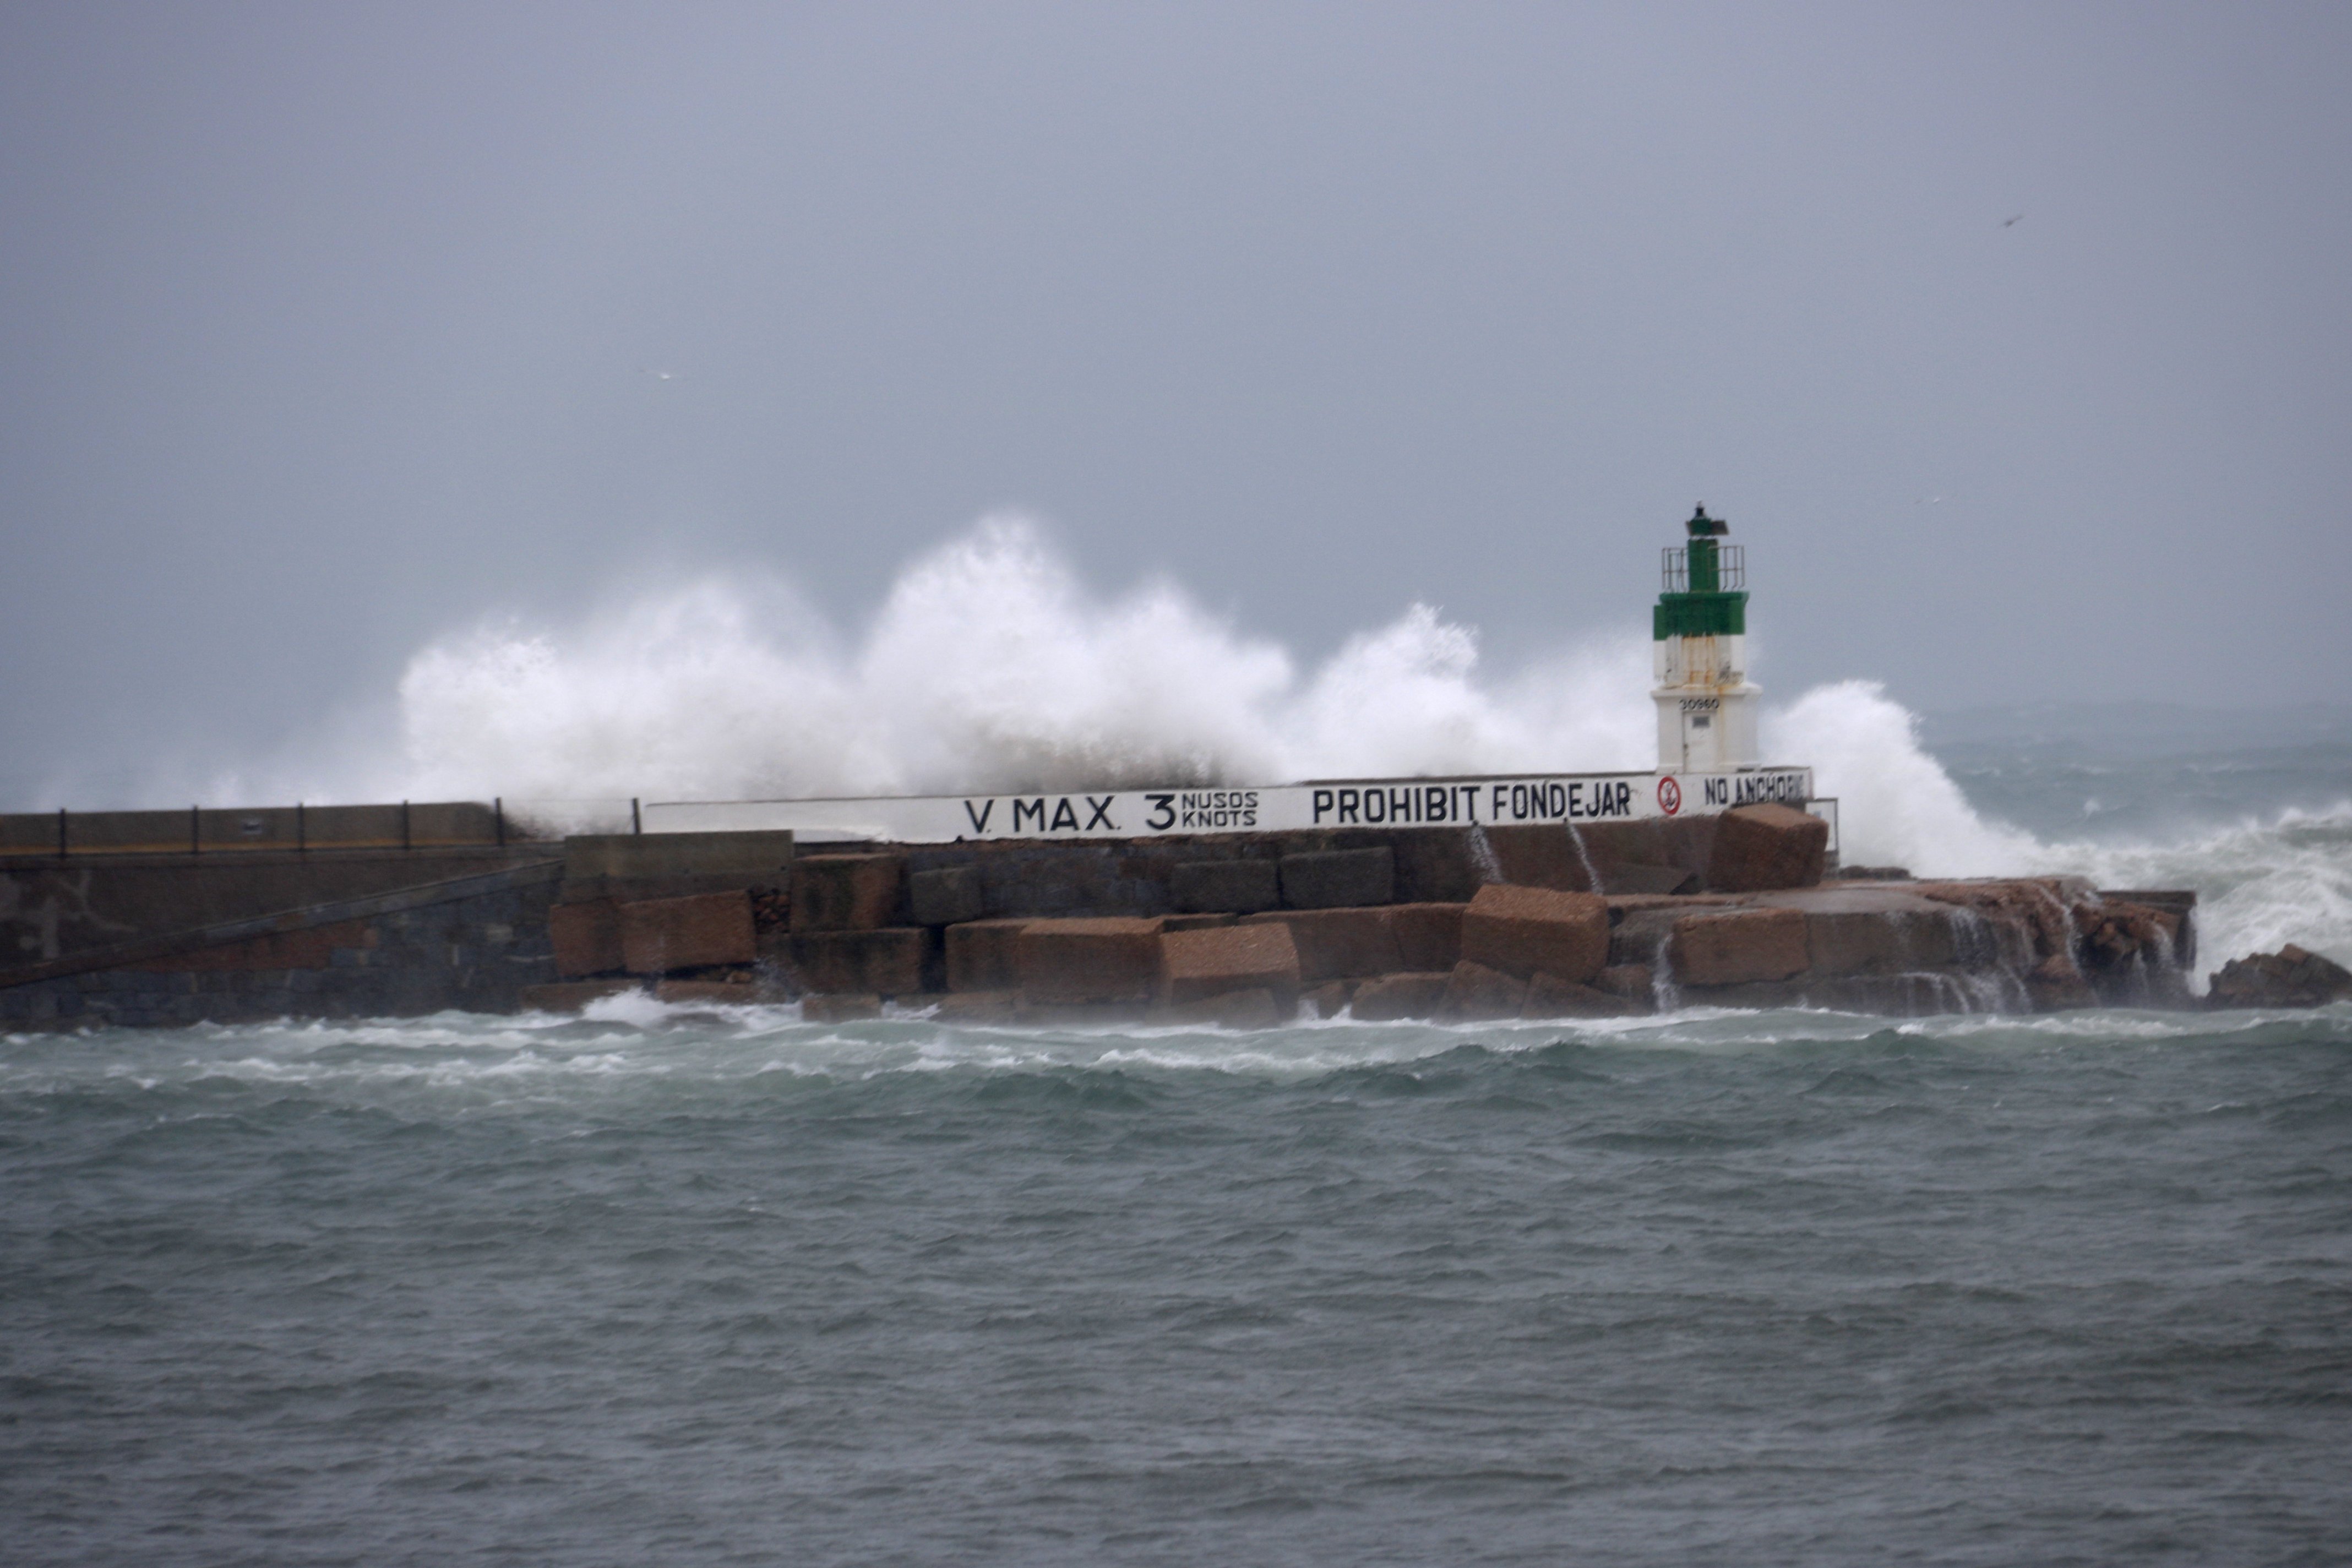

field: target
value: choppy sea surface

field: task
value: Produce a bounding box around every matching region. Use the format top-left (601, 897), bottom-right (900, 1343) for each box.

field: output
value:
top-left (5, 709), bottom-right (2350, 1565)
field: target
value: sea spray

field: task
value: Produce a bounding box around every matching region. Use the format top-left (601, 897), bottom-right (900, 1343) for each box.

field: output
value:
top-left (248, 515), bottom-right (2352, 972)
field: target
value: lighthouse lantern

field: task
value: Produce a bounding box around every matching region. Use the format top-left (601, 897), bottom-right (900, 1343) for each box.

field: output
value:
top-left (1652, 505), bottom-right (1760, 771)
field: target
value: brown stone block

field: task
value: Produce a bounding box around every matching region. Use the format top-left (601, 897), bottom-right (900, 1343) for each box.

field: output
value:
top-left (619, 891), bottom-right (756, 975)
top-left (1522, 972), bottom-right (1648, 1019)
top-left (1596, 963), bottom-right (1655, 1004)
top-left (790, 928), bottom-right (929, 997)
top-left (1016, 917), bottom-right (1163, 1004)
top-left (1160, 922), bottom-right (1301, 1007)
top-left (1162, 988), bottom-right (1286, 1029)
top-left (1439, 959), bottom-right (1530, 1021)
top-left (1390, 902), bottom-right (1466, 971)
top-left (1670, 907), bottom-right (1810, 986)
top-left (1458, 884), bottom-right (1609, 983)
top-left (789, 854), bottom-right (906, 930)
top-left (934, 989), bottom-right (1017, 1022)
top-left (1350, 972), bottom-right (1451, 1021)
top-left (518, 979), bottom-right (641, 1012)
top-left (1302, 980), bottom-right (1355, 1019)
top-left (655, 978), bottom-right (758, 1005)
top-left (551, 899), bottom-right (624, 978)
top-left (1158, 912), bottom-right (1235, 932)
top-left (1238, 907), bottom-right (1402, 982)
top-left (945, 918), bottom-right (1033, 992)
top-left (1705, 804), bottom-right (1828, 892)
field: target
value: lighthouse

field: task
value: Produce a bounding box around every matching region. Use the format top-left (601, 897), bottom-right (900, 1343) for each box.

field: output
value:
top-left (1653, 505), bottom-right (1760, 771)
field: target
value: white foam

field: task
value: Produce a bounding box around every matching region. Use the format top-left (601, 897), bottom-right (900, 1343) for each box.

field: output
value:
top-left (280, 514), bottom-right (2342, 972)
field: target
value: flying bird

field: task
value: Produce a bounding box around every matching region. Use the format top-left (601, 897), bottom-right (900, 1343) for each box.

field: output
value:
top-left (2001, 213), bottom-right (2024, 227)
top-left (640, 367), bottom-right (680, 382)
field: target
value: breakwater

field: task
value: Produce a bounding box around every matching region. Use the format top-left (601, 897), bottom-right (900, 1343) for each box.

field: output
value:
top-left (0, 800), bottom-right (2209, 1028)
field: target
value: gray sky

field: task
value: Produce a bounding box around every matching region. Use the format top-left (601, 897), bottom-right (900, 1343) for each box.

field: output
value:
top-left (4, 2), bottom-right (2348, 805)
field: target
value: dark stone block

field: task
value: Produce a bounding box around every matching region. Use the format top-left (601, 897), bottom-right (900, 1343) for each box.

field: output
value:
top-left (1172, 859), bottom-right (1280, 914)
top-left (909, 865), bottom-right (987, 927)
top-left (1280, 848), bottom-right (1394, 909)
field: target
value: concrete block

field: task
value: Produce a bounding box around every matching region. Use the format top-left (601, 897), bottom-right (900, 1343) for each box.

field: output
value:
top-left (1484, 825), bottom-right (1600, 892)
top-left (1705, 804), bottom-right (1828, 892)
top-left (1390, 902), bottom-right (1466, 971)
top-left (803, 993), bottom-right (882, 1022)
top-left (1280, 848), bottom-right (1394, 909)
top-left (1015, 917), bottom-right (1164, 1004)
top-left (1596, 963), bottom-right (1654, 1004)
top-left (1239, 908), bottom-right (1402, 982)
top-left (1172, 859), bottom-right (1281, 914)
top-left (1350, 972), bottom-right (1451, 1021)
top-left (551, 899), bottom-right (624, 978)
top-left (1302, 980), bottom-right (1354, 1019)
top-left (1439, 960), bottom-right (1529, 1021)
top-left (1670, 907), bottom-right (1810, 986)
top-left (945, 918), bottom-right (1033, 992)
top-left (790, 854), bottom-right (906, 931)
top-left (563, 830), bottom-right (796, 884)
top-left (1162, 988), bottom-right (1286, 1029)
top-left (619, 891), bottom-right (756, 975)
top-left (1459, 884), bottom-right (1609, 984)
top-left (655, 978), bottom-right (758, 1005)
top-left (1522, 972), bottom-right (1648, 1019)
top-left (1160, 922), bottom-right (1300, 1007)
top-left (909, 865), bottom-right (987, 927)
top-left (790, 928), bottom-right (929, 997)
top-left (934, 990), bottom-right (1017, 1022)
top-left (1158, 912), bottom-right (1235, 932)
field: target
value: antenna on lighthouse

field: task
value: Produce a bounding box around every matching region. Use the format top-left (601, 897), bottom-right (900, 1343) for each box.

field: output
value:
top-left (1652, 504), bottom-right (1760, 771)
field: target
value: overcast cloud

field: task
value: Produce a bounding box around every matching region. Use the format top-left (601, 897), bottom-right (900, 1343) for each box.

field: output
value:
top-left (3, 2), bottom-right (2347, 806)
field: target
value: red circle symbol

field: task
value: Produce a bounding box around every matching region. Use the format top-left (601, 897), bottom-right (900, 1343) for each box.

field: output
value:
top-left (1657, 776), bottom-right (1682, 815)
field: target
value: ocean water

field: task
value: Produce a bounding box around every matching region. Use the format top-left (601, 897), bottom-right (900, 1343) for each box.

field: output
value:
top-left (4, 1001), bottom-right (2349, 1566)
top-left (10, 529), bottom-right (2352, 1564)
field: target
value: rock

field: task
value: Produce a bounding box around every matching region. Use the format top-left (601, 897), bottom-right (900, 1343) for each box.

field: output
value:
top-left (550, 899), bottom-right (623, 978)
top-left (933, 989), bottom-right (1017, 1022)
top-left (788, 928), bottom-right (929, 997)
top-left (1159, 922), bottom-right (1301, 1008)
top-left (1389, 902), bottom-right (1466, 971)
top-left (1669, 907), bottom-right (1809, 986)
top-left (1163, 988), bottom-right (1286, 1029)
top-left (1522, 972), bottom-right (1648, 1019)
top-left (1458, 884), bottom-right (1609, 984)
top-left (802, 993), bottom-right (882, 1022)
top-left (1158, 912), bottom-right (1236, 932)
top-left (1302, 980), bottom-right (1354, 1018)
top-left (654, 978), bottom-right (758, 1005)
top-left (908, 865), bottom-right (987, 926)
top-left (518, 978), bottom-right (640, 1012)
top-left (1605, 863), bottom-right (1697, 896)
top-left (1837, 865), bottom-right (1912, 881)
top-left (1349, 972), bottom-right (1451, 1021)
top-left (1595, 963), bottom-right (1654, 1005)
top-left (944, 918), bottom-right (1032, 992)
top-left (2026, 953), bottom-right (2098, 1011)
top-left (1171, 859), bottom-right (1281, 914)
top-left (1238, 908), bottom-right (1403, 982)
top-left (1439, 959), bottom-right (1531, 1021)
top-left (1015, 917), bottom-right (1164, 1004)
top-left (2207, 945), bottom-right (2352, 1009)
top-left (1280, 848), bottom-right (1395, 909)
top-left (619, 891), bottom-right (758, 975)
top-left (789, 854), bottom-right (905, 931)
top-left (1705, 803), bottom-right (1828, 892)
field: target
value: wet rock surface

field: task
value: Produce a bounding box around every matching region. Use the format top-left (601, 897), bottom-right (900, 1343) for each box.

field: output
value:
top-left (2207, 945), bottom-right (2352, 1009)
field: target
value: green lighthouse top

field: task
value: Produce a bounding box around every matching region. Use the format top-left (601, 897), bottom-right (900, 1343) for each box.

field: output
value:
top-left (1654, 504), bottom-right (1748, 641)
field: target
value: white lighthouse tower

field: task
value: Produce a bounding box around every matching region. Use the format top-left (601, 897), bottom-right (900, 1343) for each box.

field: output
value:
top-left (1652, 505), bottom-right (1760, 771)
